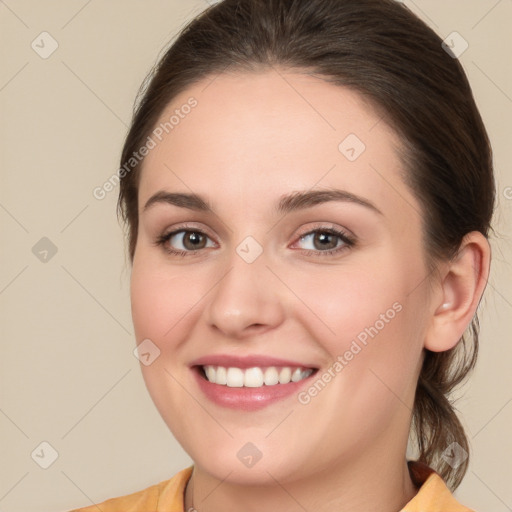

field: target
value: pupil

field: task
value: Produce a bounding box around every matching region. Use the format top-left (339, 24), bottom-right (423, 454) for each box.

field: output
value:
top-left (184, 232), bottom-right (205, 250)
top-left (314, 232), bottom-right (336, 250)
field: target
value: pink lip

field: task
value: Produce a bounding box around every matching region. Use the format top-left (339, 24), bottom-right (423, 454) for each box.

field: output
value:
top-left (189, 354), bottom-right (316, 369)
top-left (192, 367), bottom-right (315, 411)
top-left (189, 354), bottom-right (318, 411)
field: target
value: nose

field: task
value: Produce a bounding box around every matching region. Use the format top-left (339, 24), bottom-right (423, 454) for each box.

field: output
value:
top-left (203, 249), bottom-right (286, 339)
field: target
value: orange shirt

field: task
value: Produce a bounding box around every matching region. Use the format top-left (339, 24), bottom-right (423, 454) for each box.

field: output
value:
top-left (68, 461), bottom-right (475, 512)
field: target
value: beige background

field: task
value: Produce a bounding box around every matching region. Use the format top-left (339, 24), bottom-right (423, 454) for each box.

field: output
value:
top-left (0, 1), bottom-right (510, 510)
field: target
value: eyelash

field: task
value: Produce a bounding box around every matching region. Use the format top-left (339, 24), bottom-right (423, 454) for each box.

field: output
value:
top-left (153, 224), bottom-right (356, 258)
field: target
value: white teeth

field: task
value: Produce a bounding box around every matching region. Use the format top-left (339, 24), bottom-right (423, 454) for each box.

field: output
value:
top-left (205, 366), bottom-right (215, 382)
top-left (244, 367), bottom-right (264, 387)
top-left (291, 368), bottom-right (303, 382)
top-left (264, 367), bottom-right (279, 386)
top-left (226, 367), bottom-right (244, 387)
top-left (278, 367), bottom-right (292, 384)
top-left (202, 365), bottom-right (313, 387)
top-left (216, 366), bottom-right (227, 385)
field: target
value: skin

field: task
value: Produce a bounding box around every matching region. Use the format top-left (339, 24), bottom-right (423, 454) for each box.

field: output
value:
top-left (130, 68), bottom-right (490, 512)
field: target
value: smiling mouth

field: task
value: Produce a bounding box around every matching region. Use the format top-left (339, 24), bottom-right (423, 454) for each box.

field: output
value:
top-left (199, 365), bottom-right (316, 388)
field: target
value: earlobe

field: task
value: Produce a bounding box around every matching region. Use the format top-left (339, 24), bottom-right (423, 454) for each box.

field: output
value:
top-left (424, 232), bottom-right (491, 353)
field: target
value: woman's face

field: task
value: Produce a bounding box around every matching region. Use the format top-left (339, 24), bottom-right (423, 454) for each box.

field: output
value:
top-left (131, 70), bottom-right (432, 484)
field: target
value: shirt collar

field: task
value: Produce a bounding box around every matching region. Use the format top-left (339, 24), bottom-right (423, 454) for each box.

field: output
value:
top-left (401, 460), bottom-right (475, 511)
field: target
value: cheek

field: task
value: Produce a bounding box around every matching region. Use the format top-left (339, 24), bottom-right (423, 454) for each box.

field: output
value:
top-left (130, 254), bottom-right (206, 345)
top-left (287, 259), bottom-right (411, 352)
top-left (286, 254), bottom-right (425, 402)
top-left (129, 255), bottom-right (211, 435)
top-left (290, 268), bottom-right (422, 456)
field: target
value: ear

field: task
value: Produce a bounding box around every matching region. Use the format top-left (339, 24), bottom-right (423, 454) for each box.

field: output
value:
top-left (424, 231), bottom-right (491, 352)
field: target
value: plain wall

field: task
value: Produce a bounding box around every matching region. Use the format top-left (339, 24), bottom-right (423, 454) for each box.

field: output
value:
top-left (0, 1), bottom-right (511, 510)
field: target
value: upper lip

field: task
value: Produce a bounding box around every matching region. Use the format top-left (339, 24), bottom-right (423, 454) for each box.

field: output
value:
top-left (190, 354), bottom-right (317, 370)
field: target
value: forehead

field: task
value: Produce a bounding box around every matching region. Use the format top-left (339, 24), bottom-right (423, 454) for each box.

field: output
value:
top-left (138, 69), bottom-right (418, 220)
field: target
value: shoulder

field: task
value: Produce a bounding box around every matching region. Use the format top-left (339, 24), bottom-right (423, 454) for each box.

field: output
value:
top-left (66, 466), bottom-right (193, 512)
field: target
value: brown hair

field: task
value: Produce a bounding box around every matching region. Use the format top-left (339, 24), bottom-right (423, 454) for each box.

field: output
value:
top-left (117, 0), bottom-right (495, 490)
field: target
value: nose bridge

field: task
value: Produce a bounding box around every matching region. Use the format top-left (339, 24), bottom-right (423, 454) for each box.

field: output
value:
top-left (204, 243), bottom-right (285, 337)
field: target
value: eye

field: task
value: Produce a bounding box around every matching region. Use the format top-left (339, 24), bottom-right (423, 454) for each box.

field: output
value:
top-left (154, 225), bottom-right (355, 258)
top-left (155, 228), bottom-right (216, 255)
top-left (294, 227), bottom-right (355, 256)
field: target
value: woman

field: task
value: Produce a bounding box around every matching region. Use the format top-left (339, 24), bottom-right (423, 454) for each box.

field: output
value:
top-left (71, 0), bottom-right (494, 510)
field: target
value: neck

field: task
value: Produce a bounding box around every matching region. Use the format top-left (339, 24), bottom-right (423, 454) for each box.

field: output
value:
top-left (184, 448), bottom-right (419, 512)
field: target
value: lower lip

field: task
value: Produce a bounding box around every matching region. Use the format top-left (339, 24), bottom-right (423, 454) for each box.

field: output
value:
top-left (192, 367), bottom-right (315, 411)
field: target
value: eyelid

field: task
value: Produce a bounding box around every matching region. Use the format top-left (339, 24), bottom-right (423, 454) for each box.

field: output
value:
top-left (162, 222), bottom-right (356, 241)
top-left (161, 222), bottom-right (217, 243)
top-left (291, 222), bottom-right (355, 243)
top-left (155, 221), bottom-right (356, 257)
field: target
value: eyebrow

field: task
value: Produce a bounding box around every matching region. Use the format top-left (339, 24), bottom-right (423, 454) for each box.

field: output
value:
top-left (142, 189), bottom-right (383, 216)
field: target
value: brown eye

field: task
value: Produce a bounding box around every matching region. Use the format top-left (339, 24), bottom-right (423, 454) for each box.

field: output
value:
top-left (181, 231), bottom-right (208, 250)
top-left (157, 229), bottom-right (215, 254)
top-left (295, 228), bottom-right (356, 256)
top-left (312, 232), bottom-right (339, 250)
